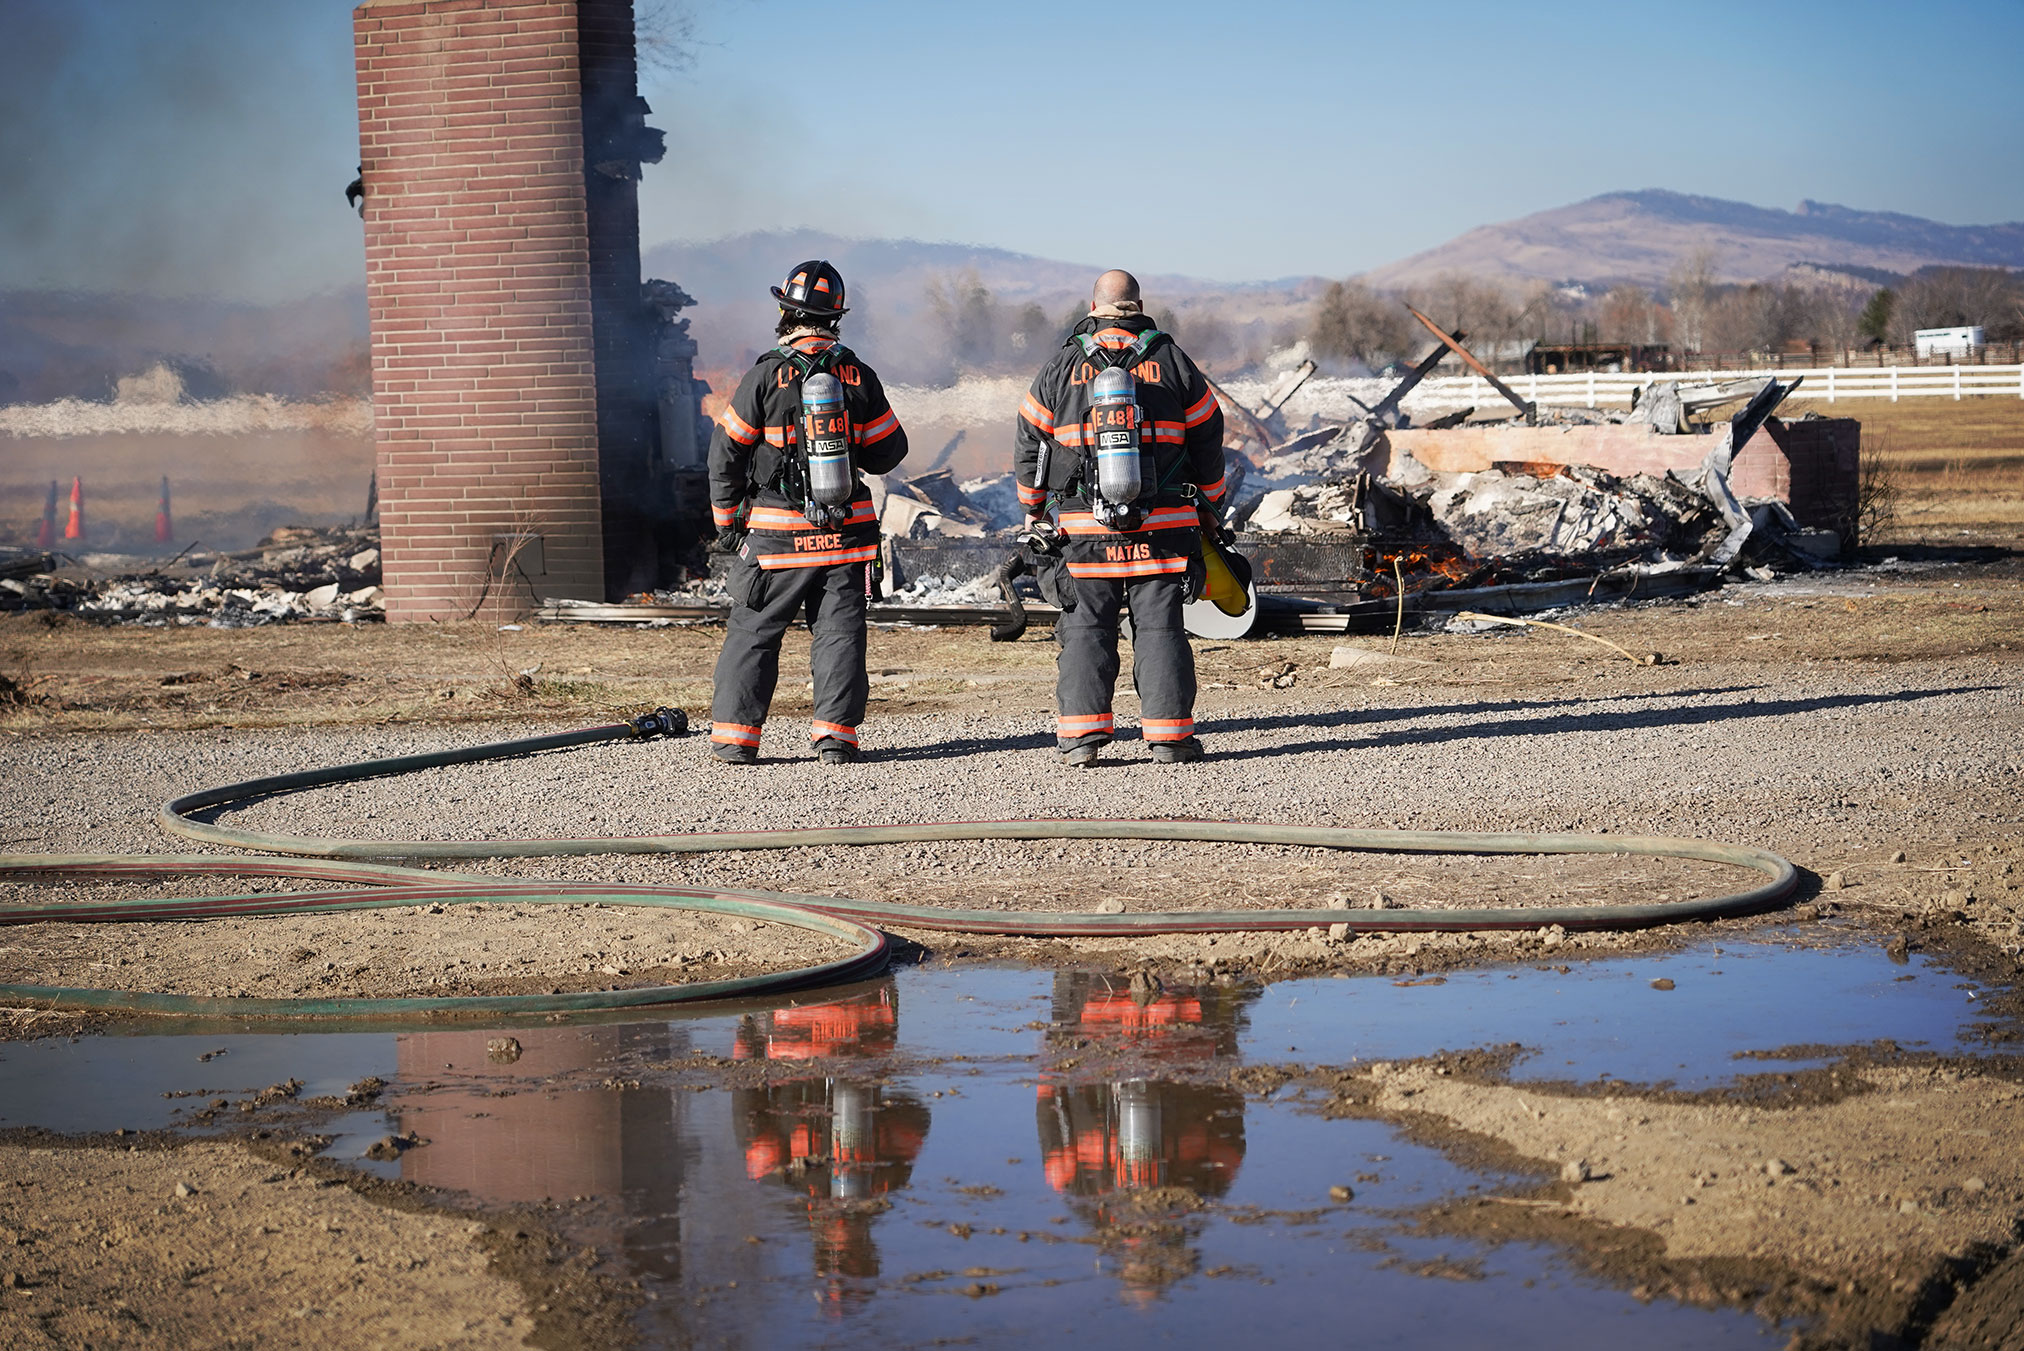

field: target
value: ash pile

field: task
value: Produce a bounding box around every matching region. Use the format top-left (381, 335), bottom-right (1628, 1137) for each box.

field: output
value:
top-left (1, 525), bottom-right (385, 625)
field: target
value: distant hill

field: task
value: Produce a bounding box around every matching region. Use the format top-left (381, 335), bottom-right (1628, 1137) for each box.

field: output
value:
top-left (641, 230), bottom-right (1321, 380)
top-left (1357, 190), bottom-right (2024, 292)
top-left (0, 289), bottom-right (366, 405)
top-left (16, 191), bottom-right (2018, 404)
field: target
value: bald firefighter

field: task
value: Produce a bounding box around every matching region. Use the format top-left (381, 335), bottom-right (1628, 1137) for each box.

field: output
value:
top-left (708, 260), bottom-right (909, 764)
top-left (1013, 270), bottom-right (1227, 765)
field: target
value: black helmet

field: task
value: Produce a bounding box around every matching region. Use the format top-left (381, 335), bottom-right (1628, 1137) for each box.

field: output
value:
top-left (770, 259), bottom-right (849, 318)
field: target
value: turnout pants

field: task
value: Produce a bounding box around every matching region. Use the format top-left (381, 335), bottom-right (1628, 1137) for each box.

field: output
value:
top-left (710, 552), bottom-right (870, 756)
top-left (1054, 572), bottom-right (1198, 751)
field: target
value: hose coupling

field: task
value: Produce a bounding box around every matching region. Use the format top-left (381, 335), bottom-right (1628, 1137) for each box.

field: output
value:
top-left (628, 706), bottom-right (690, 739)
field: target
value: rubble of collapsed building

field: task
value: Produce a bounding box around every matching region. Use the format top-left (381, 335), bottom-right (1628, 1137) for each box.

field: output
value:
top-left (1227, 374), bottom-right (1847, 577)
top-left (12, 318), bottom-right (1860, 635)
top-left (0, 526), bottom-right (384, 626)
top-left (813, 314), bottom-right (1861, 635)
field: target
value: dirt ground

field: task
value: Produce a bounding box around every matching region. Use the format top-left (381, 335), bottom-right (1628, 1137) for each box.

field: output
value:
top-left (1, 402), bottom-right (2022, 1348)
top-left (0, 1130), bottom-right (638, 1351)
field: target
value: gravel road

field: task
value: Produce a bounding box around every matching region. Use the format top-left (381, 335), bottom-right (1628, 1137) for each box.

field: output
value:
top-left (6, 629), bottom-right (2020, 998)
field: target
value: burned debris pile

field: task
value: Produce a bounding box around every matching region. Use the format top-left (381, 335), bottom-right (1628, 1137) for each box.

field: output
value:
top-left (1, 525), bottom-right (384, 625)
top-left (846, 324), bottom-right (1855, 628)
top-left (1230, 388), bottom-right (1843, 591)
top-left (1209, 316), bottom-right (1851, 600)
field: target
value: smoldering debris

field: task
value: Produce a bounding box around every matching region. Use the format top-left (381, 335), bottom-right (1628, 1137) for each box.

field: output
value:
top-left (2, 525), bottom-right (384, 625)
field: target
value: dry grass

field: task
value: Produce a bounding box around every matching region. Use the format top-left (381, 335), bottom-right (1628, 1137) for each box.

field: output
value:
top-left (1783, 397), bottom-right (2024, 540)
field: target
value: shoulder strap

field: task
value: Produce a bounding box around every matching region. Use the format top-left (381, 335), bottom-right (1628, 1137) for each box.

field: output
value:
top-left (1073, 329), bottom-right (1167, 367)
top-left (774, 339), bottom-right (845, 379)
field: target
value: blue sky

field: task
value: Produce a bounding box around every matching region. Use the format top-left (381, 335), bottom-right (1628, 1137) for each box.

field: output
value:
top-left (5, 0), bottom-right (2022, 300)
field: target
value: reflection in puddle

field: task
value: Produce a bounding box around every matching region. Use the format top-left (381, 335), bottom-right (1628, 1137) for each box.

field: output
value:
top-left (391, 1023), bottom-right (697, 1288)
top-left (0, 935), bottom-right (1987, 1345)
top-left (1038, 974), bottom-right (1250, 1298)
top-left (731, 987), bottom-right (930, 1309)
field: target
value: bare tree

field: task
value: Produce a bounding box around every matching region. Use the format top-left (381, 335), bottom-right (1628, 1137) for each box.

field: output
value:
top-left (636, 1), bottom-right (699, 78)
top-left (1597, 286), bottom-right (1671, 345)
top-left (1309, 279), bottom-right (1410, 369)
top-left (924, 270), bottom-right (999, 373)
top-left (1666, 248), bottom-right (1719, 353)
top-left (1406, 274), bottom-right (1522, 346)
top-left (1891, 268), bottom-right (2022, 343)
top-left (1006, 301), bottom-right (1051, 356)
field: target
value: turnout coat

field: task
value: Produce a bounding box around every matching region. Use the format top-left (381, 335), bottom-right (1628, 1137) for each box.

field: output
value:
top-left (708, 332), bottom-right (908, 572)
top-left (1012, 313), bottom-right (1228, 581)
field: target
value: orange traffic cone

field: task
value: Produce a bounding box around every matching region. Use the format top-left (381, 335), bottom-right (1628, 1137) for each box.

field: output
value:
top-left (155, 475), bottom-right (173, 546)
top-left (34, 480), bottom-right (56, 549)
top-left (62, 477), bottom-right (84, 544)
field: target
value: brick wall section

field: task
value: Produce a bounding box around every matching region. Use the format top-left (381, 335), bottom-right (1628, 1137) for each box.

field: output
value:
top-left (576, 0), bottom-right (662, 595)
top-left (355, 0), bottom-right (604, 621)
top-left (1763, 417), bottom-right (1861, 537)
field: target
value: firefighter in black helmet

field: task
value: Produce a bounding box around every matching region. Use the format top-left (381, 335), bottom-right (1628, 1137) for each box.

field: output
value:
top-left (707, 260), bottom-right (909, 764)
top-left (1013, 270), bottom-right (1228, 765)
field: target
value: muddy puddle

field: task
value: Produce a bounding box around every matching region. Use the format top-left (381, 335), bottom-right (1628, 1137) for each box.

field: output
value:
top-left (0, 932), bottom-right (1999, 1347)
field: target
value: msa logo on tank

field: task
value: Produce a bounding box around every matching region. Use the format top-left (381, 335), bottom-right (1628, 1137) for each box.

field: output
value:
top-left (799, 371), bottom-right (853, 527)
top-left (1088, 365), bottom-right (1146, 531)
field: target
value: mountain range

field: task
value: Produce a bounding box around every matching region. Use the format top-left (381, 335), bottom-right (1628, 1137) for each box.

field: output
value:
top-left (1358, 190), bottom-right (2024, 292)
top-left (638, 231), bottom-right (1320, 378)
top-left (5, 192), bottom-right (2019, 401)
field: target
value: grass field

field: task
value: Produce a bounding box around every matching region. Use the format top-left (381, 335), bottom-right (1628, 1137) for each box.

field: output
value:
top-left (1781, 396), bottom-right (2024, 540)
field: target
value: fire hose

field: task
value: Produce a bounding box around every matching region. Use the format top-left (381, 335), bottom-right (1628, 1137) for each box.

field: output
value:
top-left (0, 716), bottom-right (1797, 1019)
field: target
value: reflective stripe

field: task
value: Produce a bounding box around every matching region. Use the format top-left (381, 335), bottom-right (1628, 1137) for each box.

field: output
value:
top-left (1146, 421), bottom-right (1186, 443)
top-left (1057, 508), bottom-right (1198, 536)
top-left (789, 335), bottom-right (837, 355)
top-left (1198, 473), bottom-right (1227, 501)
top-left (1020, 392), bottom-right (1055, 433)
top-left (1090, 328), bottom-right (1137, 349)
top-left (1142, 717), bottom-right (1195, 742)
top-left (1058, 712), bottom-right (1114, 732)
top-left (711, 503), bottom-right (742, 527)
top-left (1064, 556), bottom-right (1190, 579)
top-left (711, 722), bottom-right (762, 747)
top-left (719, 406), bottom-right (760, 445)
top-left (854, 409), bottom-right (899, 444)
top-left (810, 720), bottom-right (858, 745)
top-left (754, 543), bottom-right (880, 570)
top-left (746, 503), bottom-right (876, 532)
top-left (763, 426), bottom-right (792, 448)
top-left (1016, 481), bottom-right (1047, 505)
top-left (1052, 425), bottom-right (1091, 447)
top-left (1183, 388), bottom-right (1219, 427)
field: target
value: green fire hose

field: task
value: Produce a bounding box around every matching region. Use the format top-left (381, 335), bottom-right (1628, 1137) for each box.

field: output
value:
top-left (0, 715), bottom-right (1798, 1018)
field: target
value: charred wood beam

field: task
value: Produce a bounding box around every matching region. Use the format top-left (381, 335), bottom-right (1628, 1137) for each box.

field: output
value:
top-left (1407, 307), bottom-right (1535, 424)
top-left (1366, 334), bottom-right (1461, 429)
top-left (1257, 359), bottom-right (1317, 417)
top-left (1201, 372), bottom-right (1279, 451)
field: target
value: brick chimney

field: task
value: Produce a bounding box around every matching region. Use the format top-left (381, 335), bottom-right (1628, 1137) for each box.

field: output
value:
top-left (354, 0), bottom-right (672, 621)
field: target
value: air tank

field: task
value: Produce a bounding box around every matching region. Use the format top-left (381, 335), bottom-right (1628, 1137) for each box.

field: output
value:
top-left (1089, 365), bottom-right (1143, 507)
top-left (800, 371), bottom-right (852, 507)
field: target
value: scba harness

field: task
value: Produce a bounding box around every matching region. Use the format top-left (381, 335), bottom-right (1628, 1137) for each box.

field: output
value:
top-left (764, 342), bottom-right (857, 529)
top-left (1042, 329), bottom-right (1184, 532)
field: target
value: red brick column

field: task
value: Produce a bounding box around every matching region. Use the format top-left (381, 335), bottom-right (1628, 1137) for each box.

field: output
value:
top-left (355, 0), bottom-right (604, 621)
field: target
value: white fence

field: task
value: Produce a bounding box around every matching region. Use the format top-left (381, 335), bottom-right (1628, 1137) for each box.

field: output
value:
top-left (1407, 364), bottom-right (2024, 413)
